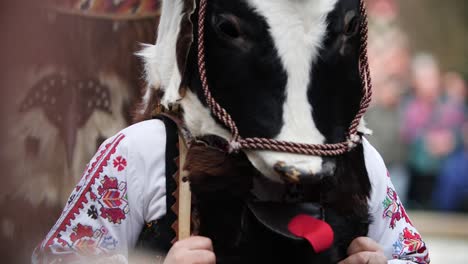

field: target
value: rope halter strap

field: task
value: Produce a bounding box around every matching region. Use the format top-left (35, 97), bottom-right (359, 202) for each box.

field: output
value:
top-left (196, 0), bottom-right (373, 156)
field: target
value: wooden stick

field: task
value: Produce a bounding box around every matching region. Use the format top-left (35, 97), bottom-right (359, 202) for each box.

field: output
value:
top-left (178, 136), bottom-right (192, 240)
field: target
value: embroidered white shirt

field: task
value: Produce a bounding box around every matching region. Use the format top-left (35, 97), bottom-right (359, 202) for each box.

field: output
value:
top-left (33, 119), bottom-right (430, 264)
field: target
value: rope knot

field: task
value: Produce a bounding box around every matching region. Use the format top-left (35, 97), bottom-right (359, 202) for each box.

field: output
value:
top-left (346, 134), bottom-right (362, 150)
top-left (228, 140), bottom-right (242, 153)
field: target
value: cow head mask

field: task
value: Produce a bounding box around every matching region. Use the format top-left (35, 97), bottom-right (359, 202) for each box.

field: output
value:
top-left (139, 0), bottom-right (372, 183)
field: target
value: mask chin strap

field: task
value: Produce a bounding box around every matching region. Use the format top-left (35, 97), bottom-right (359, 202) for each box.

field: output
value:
top-left (197, 0), bottom-right (373, 156)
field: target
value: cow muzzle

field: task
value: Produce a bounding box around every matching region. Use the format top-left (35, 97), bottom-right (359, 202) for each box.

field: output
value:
top-left (273, 160), bottom-right (336, 184)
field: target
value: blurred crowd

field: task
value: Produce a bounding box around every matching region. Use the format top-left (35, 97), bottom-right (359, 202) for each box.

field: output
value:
top-left (366, 0), bottom-right (468, 212)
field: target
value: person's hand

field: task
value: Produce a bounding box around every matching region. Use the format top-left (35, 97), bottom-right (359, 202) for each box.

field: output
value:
top-left (163, 236), bottom-right (216, 264)
top-left (338, 237), bottom-right (387, 264)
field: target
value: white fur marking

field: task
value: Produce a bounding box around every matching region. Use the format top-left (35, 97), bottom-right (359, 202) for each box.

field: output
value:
top-left (137, 0), bottom-right (186, 110)
top-left (358, 117), bottom-right (373, 135)
top-left (181, 91), bottom-right (232, 139)
top-left (245, 0), bottom-right (338, 180)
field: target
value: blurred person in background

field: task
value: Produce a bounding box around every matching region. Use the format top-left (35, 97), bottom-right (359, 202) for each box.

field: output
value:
top-left (367, 77), bottom-right (409, 203)
top-left (367, 28), bottom-right (412, 202)
top-left (433, 74), bottom-right (467, 212)
top-left (368, 30), bottom-right (411, 94)
top-left (402, 54), bottom-right (465, 210)
top-left (367, 0), bottom-right (398, 24)
top-left (444, 71), bottom-right (468, 108)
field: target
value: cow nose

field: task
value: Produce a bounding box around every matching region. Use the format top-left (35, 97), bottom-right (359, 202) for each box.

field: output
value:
top-left (273, 161), bottom-right (322, 184)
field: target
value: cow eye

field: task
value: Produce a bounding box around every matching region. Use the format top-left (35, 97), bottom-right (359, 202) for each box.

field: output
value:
top-left (344, 11), bottom-right (360, 37)
top-left (213, 14), bottom-right (242, 40)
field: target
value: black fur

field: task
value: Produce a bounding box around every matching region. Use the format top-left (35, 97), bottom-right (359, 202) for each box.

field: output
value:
top-left (309, 0), bottom-right (363, 144)
top-left (185, 0), bottom-right (287, 138)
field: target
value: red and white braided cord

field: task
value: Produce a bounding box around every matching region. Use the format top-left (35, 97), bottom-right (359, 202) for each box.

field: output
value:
top-left (196, 0), bottom-right (372, 156)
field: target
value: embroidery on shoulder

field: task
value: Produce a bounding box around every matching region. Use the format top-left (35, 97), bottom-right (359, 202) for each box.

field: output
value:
top-left (43, 134), bottom-right (126, 249)
top-left (392, 227), bottom-right (430, 264)
top-left (97, 175), bottom-right (129, 224)
top-left (382, 186), bottom-right (412, 229)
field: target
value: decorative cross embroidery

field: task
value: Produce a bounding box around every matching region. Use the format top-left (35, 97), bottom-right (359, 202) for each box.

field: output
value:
top-left (87, 205), bottom-right (98, 220)
top-left (113, 156), bottom-right (127, 172)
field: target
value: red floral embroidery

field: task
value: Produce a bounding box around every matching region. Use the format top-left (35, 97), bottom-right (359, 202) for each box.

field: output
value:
top-left (113, 156), bottom-right (127, 172)
top-left (44, 134), bottom-right (125, 248)
top-left (69, 224), bottom-right (115, 256)
top-left (97, 176), bottom-right (129, 224)
top-left (393, 227), bottom-right (430, 264)
top-left (70, 224), bottom-right (94, 243)
top-left (382, 187), bottom-right (412, 229)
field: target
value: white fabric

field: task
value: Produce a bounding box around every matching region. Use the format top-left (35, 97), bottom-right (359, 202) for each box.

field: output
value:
top-left (33, 122), bottom-right (429, 264)
top-left (33, 120), bottom-right (167, 263)
top-left (364, 138), bottom-right (430, 263)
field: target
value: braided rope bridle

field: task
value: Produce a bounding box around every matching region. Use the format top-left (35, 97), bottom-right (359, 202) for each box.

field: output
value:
top-left (196, 0), bottom-right (373, 156)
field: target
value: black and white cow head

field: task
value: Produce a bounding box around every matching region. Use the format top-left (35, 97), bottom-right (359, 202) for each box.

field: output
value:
top-left (141, 0), bottom-right (369, 182)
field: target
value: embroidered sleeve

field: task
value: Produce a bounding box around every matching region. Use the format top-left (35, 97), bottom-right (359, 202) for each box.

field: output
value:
top-left (32, 120), bottom-right (168, 263)
top-left (363, 139), bottom-right (430, 264)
